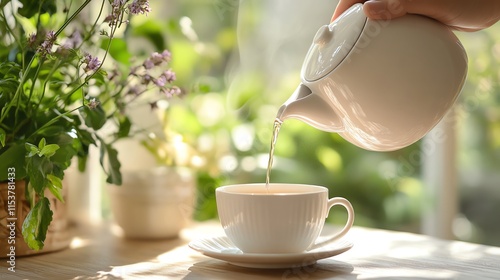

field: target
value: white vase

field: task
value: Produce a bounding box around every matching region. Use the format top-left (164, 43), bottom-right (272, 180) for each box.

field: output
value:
top-left (108, 166), bottom-right (195, 239)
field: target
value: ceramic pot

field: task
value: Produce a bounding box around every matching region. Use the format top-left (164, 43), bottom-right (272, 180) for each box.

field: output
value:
top-left (108, 167), bottom-right (196, 239)
top-left (0, 181), bottom-right (70, 256)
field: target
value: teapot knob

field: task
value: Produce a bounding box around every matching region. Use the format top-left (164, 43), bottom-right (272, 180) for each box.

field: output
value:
top-left (313, 25), bottom-right (333, 46)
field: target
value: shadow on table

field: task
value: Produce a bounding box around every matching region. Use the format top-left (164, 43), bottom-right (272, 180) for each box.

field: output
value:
top-left (186, 259), bottom-right (355, 279)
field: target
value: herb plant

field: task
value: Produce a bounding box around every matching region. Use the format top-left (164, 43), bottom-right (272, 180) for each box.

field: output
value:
top-left (0, 0), bottom-right (180, 250)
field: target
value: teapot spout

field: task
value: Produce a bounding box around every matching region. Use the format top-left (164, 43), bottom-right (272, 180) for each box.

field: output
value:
top-left (276, 84), bottom-right (344, 132)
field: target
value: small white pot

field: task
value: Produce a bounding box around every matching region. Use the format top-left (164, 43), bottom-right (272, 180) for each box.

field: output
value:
top-left (108, 167), bottom-right (195, 239)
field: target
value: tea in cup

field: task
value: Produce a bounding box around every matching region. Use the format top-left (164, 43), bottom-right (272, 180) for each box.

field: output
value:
top-left (216, 183), bottom-right (354, 254)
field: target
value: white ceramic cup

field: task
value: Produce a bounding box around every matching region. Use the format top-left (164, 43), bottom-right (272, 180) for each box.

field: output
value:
top-left (216, 183), bottom-right (354, 254)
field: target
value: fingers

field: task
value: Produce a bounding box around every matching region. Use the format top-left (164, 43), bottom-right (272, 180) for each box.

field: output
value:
top-left (332, 0), bottom-right (500, 31)
top-left (364, 0), bottom-right (499, 31)
top-left (331, 0), bottom-right (365, 22)
top-left (363, 0), bottom-right (408, 20)
top-left (332, 0), bottom-right (409, 22)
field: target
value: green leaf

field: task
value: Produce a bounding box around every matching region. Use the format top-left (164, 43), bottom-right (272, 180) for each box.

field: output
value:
top-left (25, 182), bottom-right (35, 208)
top-left (0, 61), bottom-right (21, 74)
top-left (99, 140), bottom-right (122, 185)
top-left (196, 83), bottom-right (212, 93)
top-left (46, 134), bottom-right (77, 172)
top-left (0, 78), bottom-right (20, 91)
top-left (26, 156), bottom-right (46, 195)
top-left (132, 20), bottom-right (166, 51)
top-left (91, 69), bottom-right (108, 86)
top-left (22, 197), bottom-right (53, 251)
top-left (101, 38), bottom-right (131, 65)
top-left (25, 142), bottom-right (39, 157)
top-left (66, 87), bottom-right (84, 105)
top-left (0, 107), bottom-right (6, 119)
top-left (79, 104), bottom-right (106, 130)
top-left (46, 174), bottom-right (62, 189)
top-left (115, 115), bottom-right (131, 139)
top-left (78, 155), bottom-right (88, 172)
top-left (36, 125), bottom-right (66, 137)
top-left (38, 138), bottom-right (46, 150)
top-left (18, 0), bottom-right (57, 18)
top-left (39, 144), bottom-right (60, 158)
top-left (0, 142), bottom-right (27, 181)
top-left (0, 127), bottom-right (5, 147)
top-left (76, 128), bottom-right (96, 146)
top-left (46, 174), bottom-right (64, 202)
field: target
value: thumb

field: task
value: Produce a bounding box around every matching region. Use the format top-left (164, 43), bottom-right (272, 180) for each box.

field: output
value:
top-left (331, 0), bottom-right (365, 22)
top-left (363, 0), bottom-right (408, 20)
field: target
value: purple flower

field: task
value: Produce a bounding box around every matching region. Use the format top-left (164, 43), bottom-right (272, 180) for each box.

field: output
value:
top-left (161, 50), bottom-right (171, 61)
top-left (87, 98), bottom-right (99, 109)
top-left (143, 52), bottom-right (162, 68)
top-left (141, 74), bottom-right (153, 85)
top-left (162, 69), bottom-right (176, 83)
top-left (27, 33), bottom-right (37, 48)
top-left (83, 53), bottom-right (101, 72)
top-left (61, 30), bottom-right (83, 49)
top-left (143, 59), bottom-right (155, 69)
top-left (128, 0), bottom-right (151, 15)
top-left (37, 31), bottom-right (57, 57)
top-left (150, 52), bottom-right (164, 63)
top-left (46, 31), bottom-right (56, 42)
top-left (105, 0), bottom-right (126, 26)
top-left (154, 75), bottom-right (167, 87)
top-left (161, 86), bottom-right (181, 98)
top-left (142, 50), bottom-right (172, 69)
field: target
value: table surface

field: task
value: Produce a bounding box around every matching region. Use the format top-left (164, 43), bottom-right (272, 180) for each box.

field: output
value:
top-left (5, 221), bottom-right (500, 280)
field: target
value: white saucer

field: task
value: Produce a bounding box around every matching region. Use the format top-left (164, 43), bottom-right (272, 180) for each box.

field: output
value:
top-left (188, 236), bottom-right (353, 269)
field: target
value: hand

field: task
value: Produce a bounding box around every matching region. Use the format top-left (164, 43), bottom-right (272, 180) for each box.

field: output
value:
top-left (331, 0), bottom-right (500, 32)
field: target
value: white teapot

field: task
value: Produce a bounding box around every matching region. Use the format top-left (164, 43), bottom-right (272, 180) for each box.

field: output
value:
top-left (276, 3), bottom-right (468, 151)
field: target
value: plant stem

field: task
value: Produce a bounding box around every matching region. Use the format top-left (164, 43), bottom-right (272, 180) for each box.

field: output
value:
top-left (28, 106), bottom-right (83, 140)
top-left (63, 1), bottom-right (73, 22)
top-left (0, 2), bottom-right (22, 50)
top-left (54, 0), bottom-right (92, 38)
top-left (0, 55), bottom-right (36, 124)
top-left (64, 23), bottom-right (119, 103)
top-left (25, 61), bottom-right (43, 111)
top-left (10, 116), bottom-right (31, 140)
top-left (1, 0), bottom-right (93, 124)
top-left (34, 59), bottom-right (62, 114)
top-left (1, 0), bottom-right (91, 122)
top-left (86, 0), bottom-right (106, 42)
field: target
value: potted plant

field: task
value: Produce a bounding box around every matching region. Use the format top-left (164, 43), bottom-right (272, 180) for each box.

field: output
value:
top-left (0, 0), bottom-right (180, 255)
top-left (107, 99), bottom-right (200, 239)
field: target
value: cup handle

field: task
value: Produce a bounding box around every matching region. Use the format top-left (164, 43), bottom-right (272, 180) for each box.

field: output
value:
top-left (308, 197), bottom-right (354, 250)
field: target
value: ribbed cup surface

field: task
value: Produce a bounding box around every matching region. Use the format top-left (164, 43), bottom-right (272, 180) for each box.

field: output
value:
top-left (216, 184), bottom-right (328, 254)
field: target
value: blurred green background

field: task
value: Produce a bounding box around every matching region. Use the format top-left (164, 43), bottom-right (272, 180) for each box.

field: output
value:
top-left (114, 0), bottom-right (500, 246)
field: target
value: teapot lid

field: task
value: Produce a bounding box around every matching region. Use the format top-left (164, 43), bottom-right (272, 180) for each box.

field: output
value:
top-left (302, 4), bottom-right (366, 82)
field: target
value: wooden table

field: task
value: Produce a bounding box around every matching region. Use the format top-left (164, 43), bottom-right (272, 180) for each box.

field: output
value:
top-left (6, 221), bottom-right (500, 279)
